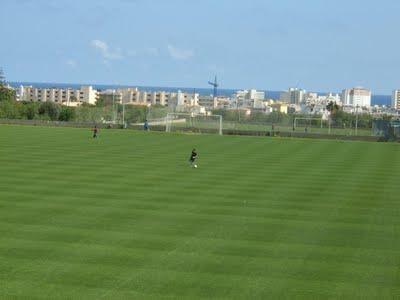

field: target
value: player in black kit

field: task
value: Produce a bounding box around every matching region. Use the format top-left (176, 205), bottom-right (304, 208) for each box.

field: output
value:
top-left (189, 149), bottom-right (198, 168)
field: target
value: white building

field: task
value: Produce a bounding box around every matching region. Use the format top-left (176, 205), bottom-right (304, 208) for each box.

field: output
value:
top-left (101, 88), bottom-right (199, 108)
top-left (20, 85), bottom-right (99, 106)
top-left (324, 93), bottom-right (342, 104)
top-left (198, 95), bottom-right (217, 109)
top-left (233, 89), bottom-right (265, 108)
top-left (342, 87), bottom-right (371, 107)
top-left (166, 90), bottom-right (198, 109)
top-left (265, 100), bottom-right (289, 114)
top-left (305, 92), bottom-right (342, 106)
top-left (234, 89), bottom-right (265, 101)
top-left (392, 90), bottom-right (400, 110)
top-left (248, 89), bottom-right (265, 101)
top-left (304, 92), bottom-right (318, 103)
top-left (280, 88), bottom-right (306, 104)
top-left (197, 95), bottom-right (230, 109)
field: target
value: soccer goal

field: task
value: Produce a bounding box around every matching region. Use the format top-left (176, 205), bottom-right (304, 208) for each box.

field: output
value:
top-left (165, 113), bottom-right (223, 135)
top-left (293, 117), bottom-right (330, 133)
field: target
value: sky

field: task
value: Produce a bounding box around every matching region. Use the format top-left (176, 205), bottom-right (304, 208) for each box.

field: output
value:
top-left (1, 0), bottom-right (400, 94)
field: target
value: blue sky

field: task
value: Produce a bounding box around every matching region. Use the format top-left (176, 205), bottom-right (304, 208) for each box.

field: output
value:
top-left (1, 0), bottom-right (399, 94)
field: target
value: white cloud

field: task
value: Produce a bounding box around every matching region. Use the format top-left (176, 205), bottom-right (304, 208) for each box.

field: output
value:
top-left (167, 45), bottom-right (194, 60)
top-left (66, 59), bottom-right (77, 68)
top-left (91, 39), bottom-right (123, 61)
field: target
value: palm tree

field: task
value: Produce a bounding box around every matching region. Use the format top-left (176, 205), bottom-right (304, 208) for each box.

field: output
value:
top-left (326, 101), bottom-right (339, 115)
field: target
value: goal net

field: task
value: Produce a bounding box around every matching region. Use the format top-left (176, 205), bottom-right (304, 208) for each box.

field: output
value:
top-left (293, 117), bottom-right (329, 133)
top-left (165, 113), bottom-right (223, 135)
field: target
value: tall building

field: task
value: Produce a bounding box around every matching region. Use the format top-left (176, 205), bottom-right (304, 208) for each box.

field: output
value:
top-left (280, 88), bottom-right (306, 104)
top-left (234, 89), bottom-right (265, 108)
top-left (342, 87), bottom-right (371, 107)
top-left (392, 90), bottom-right (400, 110)
top-left (234, 89), bottom-right (265, 101)
top-left (20, 86), bottom-right (99, 106)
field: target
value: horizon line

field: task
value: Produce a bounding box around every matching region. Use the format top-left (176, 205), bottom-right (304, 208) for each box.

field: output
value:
top-left (7, 80), bottom-right (392, 96)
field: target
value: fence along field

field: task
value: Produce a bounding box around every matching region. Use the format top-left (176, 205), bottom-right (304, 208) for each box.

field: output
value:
top-left (1, 99), bottom-right (379, 138)
top-left (147, 108), bottom-right (374, 136)
top-left (1, 125), bottom-right (400, 299)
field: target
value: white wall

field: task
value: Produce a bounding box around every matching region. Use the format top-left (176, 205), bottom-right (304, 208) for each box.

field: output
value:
top-left (392, 90), bottom-right (400, 109)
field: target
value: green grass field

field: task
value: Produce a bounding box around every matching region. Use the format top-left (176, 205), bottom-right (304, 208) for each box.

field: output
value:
top-left (1, 125), bottom-right (399, 299)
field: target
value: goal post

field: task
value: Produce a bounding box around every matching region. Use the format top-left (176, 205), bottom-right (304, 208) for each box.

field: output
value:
top-left (294, 117), bottom-right (326, 129)
top-left (166, 113), bottom-right (223, 135)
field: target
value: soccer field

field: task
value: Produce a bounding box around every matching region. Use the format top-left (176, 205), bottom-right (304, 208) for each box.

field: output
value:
top-left (1, 125), bottom-right (399, 299)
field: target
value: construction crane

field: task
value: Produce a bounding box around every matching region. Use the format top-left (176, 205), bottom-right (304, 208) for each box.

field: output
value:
top-left (208, 75), bottom-right (218, 99)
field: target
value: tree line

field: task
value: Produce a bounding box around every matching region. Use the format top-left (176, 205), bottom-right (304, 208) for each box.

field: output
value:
top-left (0, 99), bottom-right (151, 124)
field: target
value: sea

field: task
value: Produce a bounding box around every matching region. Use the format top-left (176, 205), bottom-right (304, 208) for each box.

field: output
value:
top-left (9, 82), bottom-right (392, 106)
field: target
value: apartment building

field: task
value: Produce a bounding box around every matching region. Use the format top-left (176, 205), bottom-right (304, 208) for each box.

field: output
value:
top-left (198, 95), bottom-right (230, 109)
top-left (270, 102), bottom-right (289, 114)
top-left (107, 88), bottom-right (199, 108)
top-left (20, 86), bottom-right (99, 106)
top-left (280, 88), bottom-right (306, 105)
top-left (342, 87), bottom-right (371, 107)
top-left (233, 89), bottom-right (266, 108)
top-left (198, 95), bottom-right (217, 109)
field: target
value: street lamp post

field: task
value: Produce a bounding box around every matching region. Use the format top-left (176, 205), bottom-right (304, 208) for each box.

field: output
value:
top-left (328, 117), bottom-right (331, 134)
top-left (355, 105), bottom-right (359, 136)
top-left (235, 97), bottom-right (241, 126)
top-left (122, 103), bottom-right (125, 128)
top-left (112, 90), bottom-right (116, 124)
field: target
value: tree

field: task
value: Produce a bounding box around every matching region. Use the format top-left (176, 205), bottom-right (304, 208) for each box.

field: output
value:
top-left (26, 104), bottom-right (38, 120)
top-left (266, 111), bottom-right (288, 123)
top-left (19, 102), bottom-right (39, 120)
top-left (0, 100), bottom-right (20, 119)
top-left (326, 101), bottom-right (339, 115)
top-left (96, 95), bottom-right (106, 107)
top-left (123, 105), bottom-right (147, 123)
top-left (326, 101), bottom-right (341, 127)
top-left (249, 111), bottom-right (267, 122)
top-left (38, 102), bottom-right (60, 120)
top-left (0, 87), bottom-right (15, 102)
top-left (59, 106), bottom-right (76, 121)
top-left (0, 68), bottom-right (16, 102)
